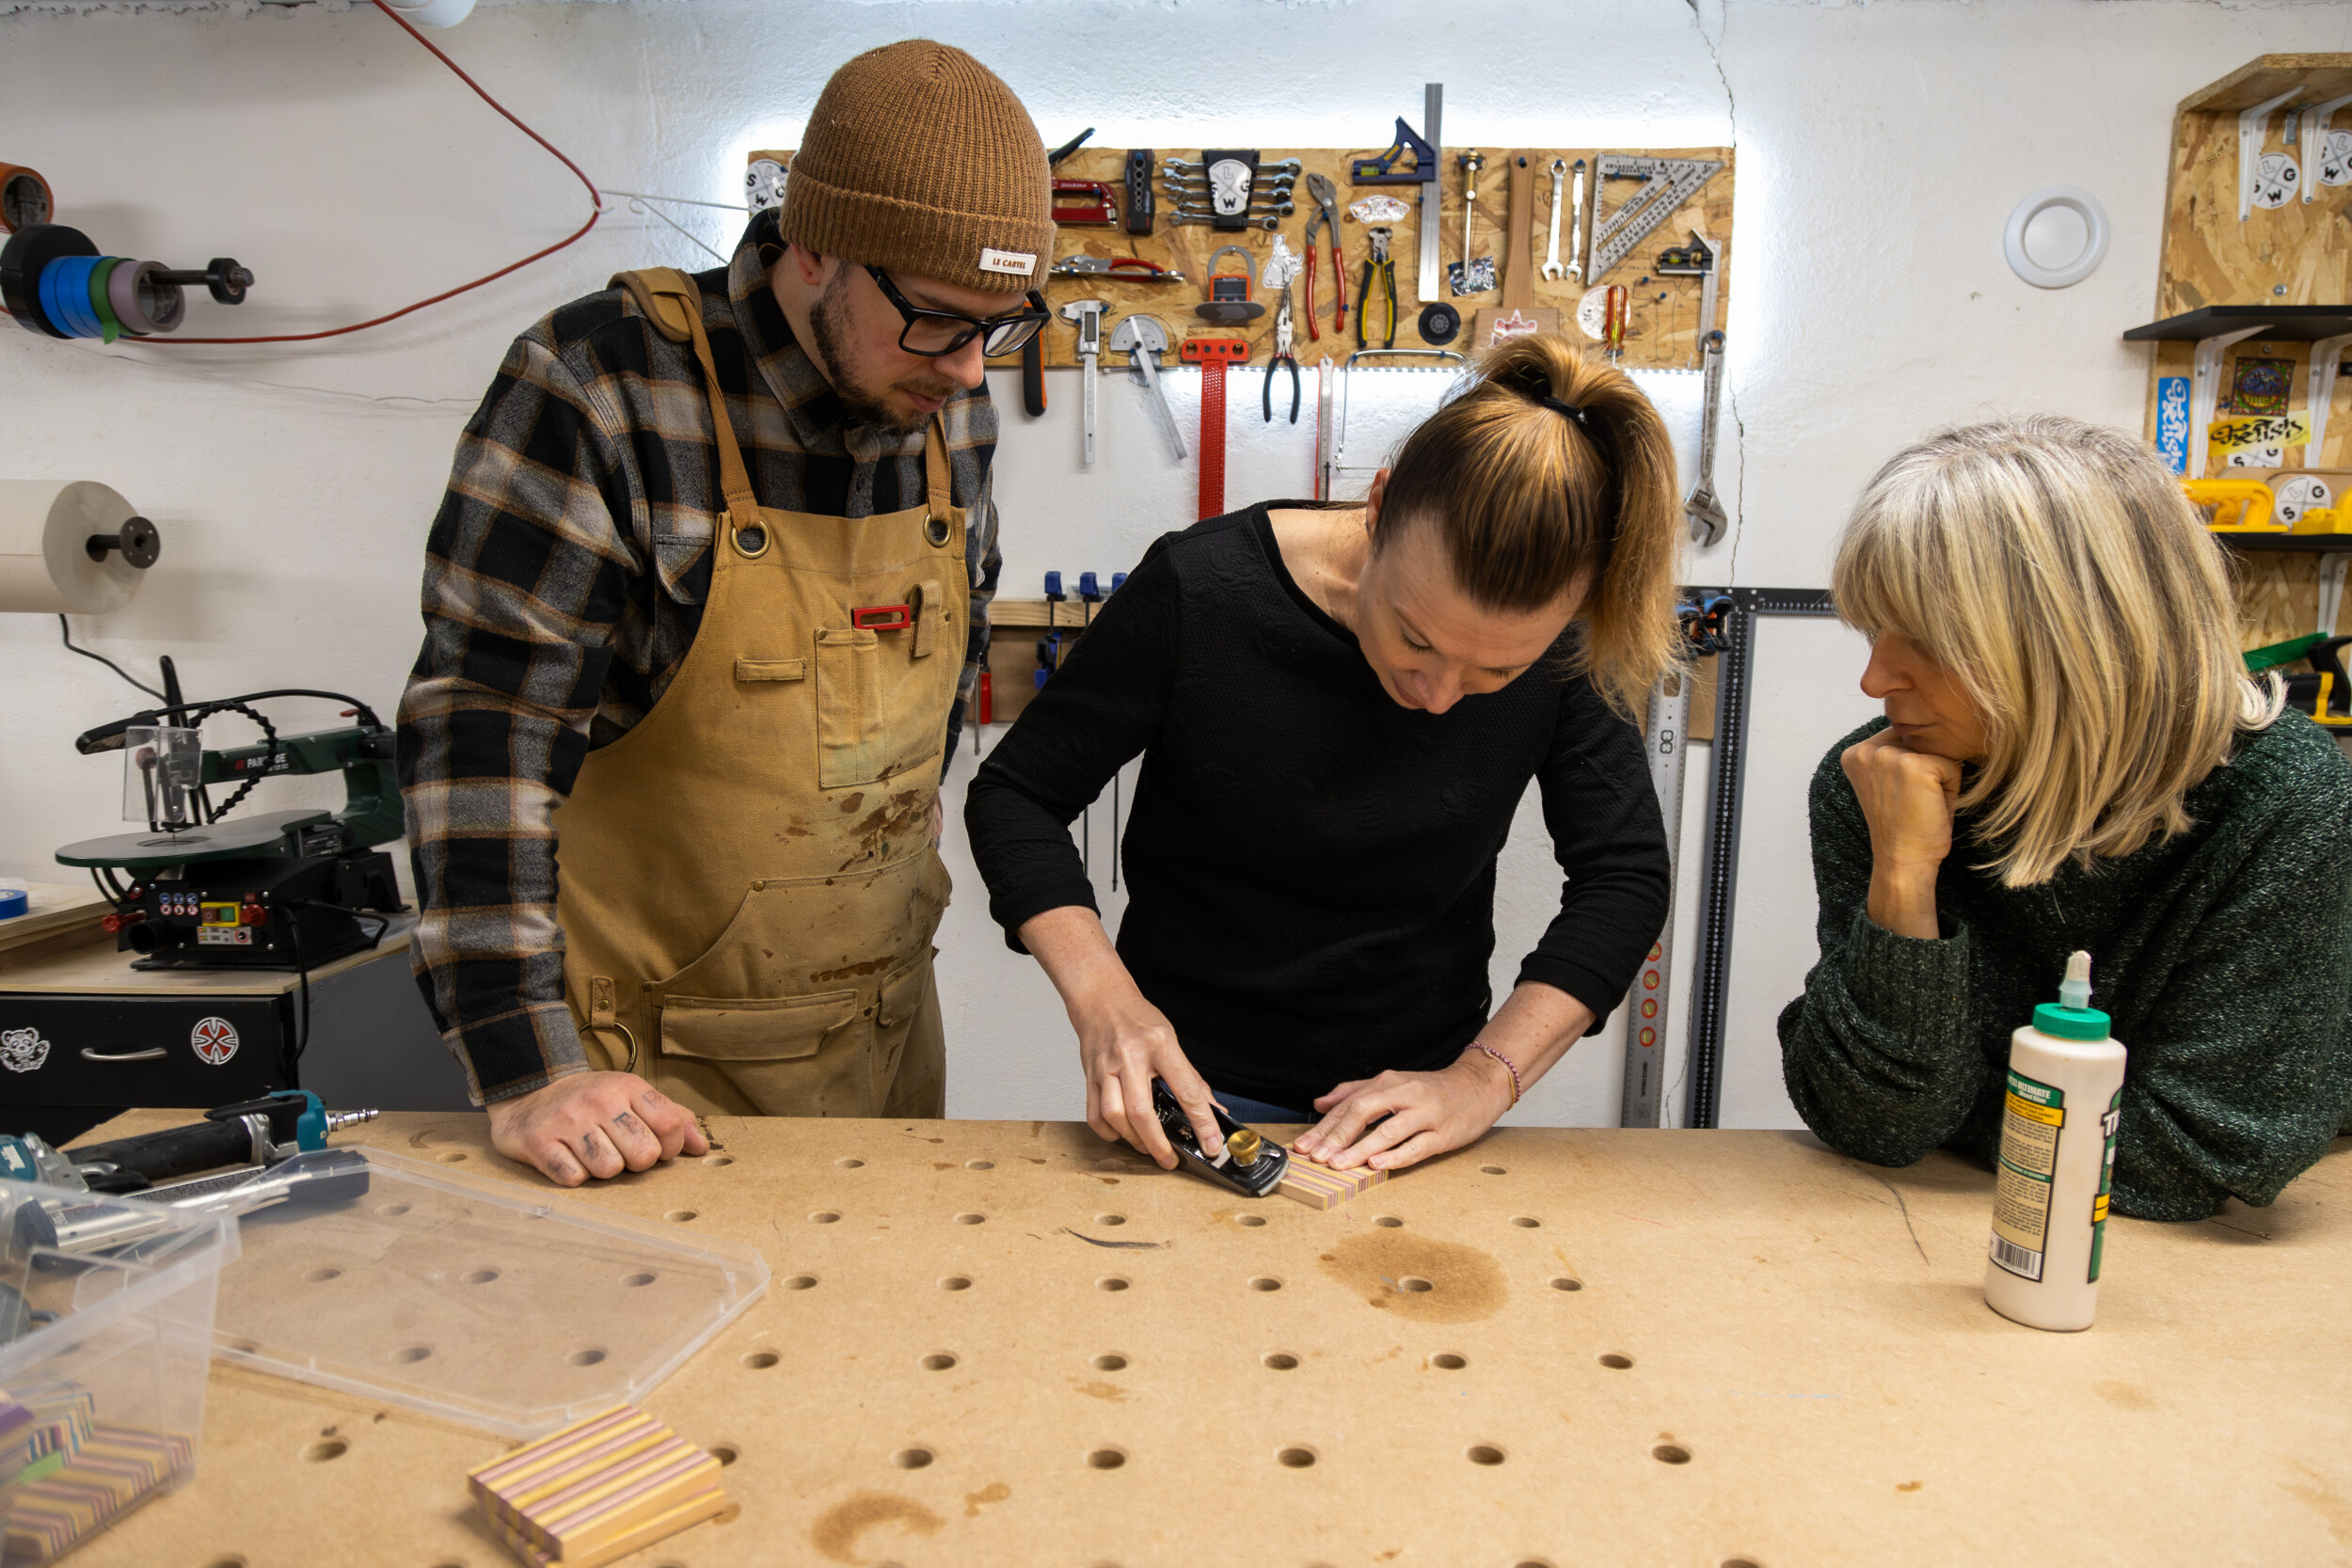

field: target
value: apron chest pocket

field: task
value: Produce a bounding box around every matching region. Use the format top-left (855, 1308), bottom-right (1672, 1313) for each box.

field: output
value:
top-left (659, 990), bottom-right (860, 1061)
top-left (816, 623), bottom-right (946, 789)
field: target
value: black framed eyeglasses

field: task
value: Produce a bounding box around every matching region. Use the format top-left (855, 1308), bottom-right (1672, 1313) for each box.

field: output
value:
top-left (865, 266), bottom-right (1048, 357)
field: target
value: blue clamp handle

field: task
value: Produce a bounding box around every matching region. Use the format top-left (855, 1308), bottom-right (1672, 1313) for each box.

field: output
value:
top-left (1044, 571), bottom-right (1064, 600)
top-left (1078, 572), bottom-right (1101, 599)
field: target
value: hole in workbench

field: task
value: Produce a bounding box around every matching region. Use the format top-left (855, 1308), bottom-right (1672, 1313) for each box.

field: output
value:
top-left (892, 1448), bottom-right (934, 1469)
top-left (568, 1349), bottom-right (607, 1367)
top-left (1599, 1354), bottom-right (1633, 1370)
top-left (436, 1151), bottom-right (468, 1164)
top-left (1516, 1560), bottom-right (1559, 1568)
top-left (1248, 1276), bottom-right (1282, 1291)
top-left (954, 1212), bottom-right (986, 1225)
top-left (305, 1267), bottom-right (342, 1284)
top-left (940, 1275), bottom-right (972, 1291)
top-left (392, 1346), bottom-right (432, 1365)
top-left (305, 1439), bottom-right (348, 1462)
top-left (706, 1154), bottom-right (735, 1166)
top-left (1549, 1277), bottom-right (1582, 1291)
top-left (1654, 1444), bottom-right (1692, 1465)
top-left (463, 1269), bottom-right (500, 1285)
top-left (1098, 1276), bottom-right (1130, 1291)
top-left (785, 1275), bottom-right (817, 1291)
top-left (1721, 1559), bottom-right (1762, 1568)
top-left (708, 1445), bottom-right (739, 1466)
top-left (1235, 1213), bottom-right (1266, 1227)
top-left (1276, 1447), bottom-right (1317, 1468)
top-left (966, 1159), bottom-right (994, 1169)
top-left (376, 1202), bottom-right (411, 1217)
top-left (922, 1353), bottom-right (957, 1371)
top-left (202, 1558), bottom-right (247, 1568)
top-left (1431, 1354), bottom-right (1467, 1370)
top-left (1262, 1353), bottom-right (1298, 1370)
top-left (1479, 1164), bottom-right (1506, 1176)
top-left (741, 1352), bottom-right (780, 1370)
top-left (1398, 1276), bottom-right (1433, 1292)
top-left (1467, 1445), bottom-right (1506, 1465)
top-left (1096, 1213), bottom-right (1126, 1227)
top-left (1093, 1354), bottom-right (1127, 1371)
top-left (811, 1212), bottom-right (841, 1224)
top-left (1373, 1215), bottom-right (1403, 1227)
top-left (664, 1210), bottom-right (698, 1223)
top-left (1509, 1216), bottom-right (1540, 1228)
top-left (835, 1157), bottom-right (864, 1168)
top-left (1087, 1448), bottom-right (1126, 1470)
top-left (621, 1271), bottom-right (657, 1287)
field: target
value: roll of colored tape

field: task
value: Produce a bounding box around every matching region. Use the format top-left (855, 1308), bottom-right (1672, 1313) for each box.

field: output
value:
top-left (0, 888), bottom-right (25, 921)
top-left (108, 259), bottom-right (183, 334)
top-left (87, 257), bottom-right (124, 343)
top-left (45, 255), bottom-right (102, 338)
top-left (0, 164), bottom-right (53, 233)
top-left (39, 256), bottom-right (85, 337)
top-left (0, 222), bottom-right (94, 338)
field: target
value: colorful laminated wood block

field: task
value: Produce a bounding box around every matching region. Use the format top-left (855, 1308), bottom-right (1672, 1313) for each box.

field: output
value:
top-left (0, 1386), bottom-right (96, 1481)
top-left (484, 1484), bottom-right (729, 1568)
top-left (1278, 1151), bottom-right (1386, 1210)
top-left (1, 1424), bottom-right (191, 1563)
top-left (468, 1404), bottom-right (723, 1565)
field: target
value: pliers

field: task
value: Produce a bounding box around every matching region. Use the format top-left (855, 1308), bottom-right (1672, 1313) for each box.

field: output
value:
top-left (1263, 283), bottom-right (1300, 424)
top-left (1358, 226), bottom-right (1397, 350)
top-left (1302, 172), bottom-right (1346, 341)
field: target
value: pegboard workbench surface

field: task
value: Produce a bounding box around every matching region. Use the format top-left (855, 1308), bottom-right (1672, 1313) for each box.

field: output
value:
top-left (61, 1112), bottom-right (2352, 1568)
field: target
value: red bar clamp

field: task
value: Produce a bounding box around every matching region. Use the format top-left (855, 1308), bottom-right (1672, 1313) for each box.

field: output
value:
top-left (1052, 180), bottom-right (1119, 227)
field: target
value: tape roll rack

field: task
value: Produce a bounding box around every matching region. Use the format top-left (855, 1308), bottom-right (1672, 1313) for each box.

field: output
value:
top-left (1, 223), bottom-right (248, 341)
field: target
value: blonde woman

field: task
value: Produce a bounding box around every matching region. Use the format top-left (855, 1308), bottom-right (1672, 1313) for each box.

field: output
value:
top-left (967, 335), bottom-right (1681, 1174)
top-left (1781, 414), bottom-right (2352, 1220)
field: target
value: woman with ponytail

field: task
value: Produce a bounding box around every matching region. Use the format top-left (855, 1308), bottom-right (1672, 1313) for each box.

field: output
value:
top-left (965, 335), bottom-right (1685, 1174)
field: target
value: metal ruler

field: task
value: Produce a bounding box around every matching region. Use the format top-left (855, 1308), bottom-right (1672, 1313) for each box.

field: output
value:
top-left (1591, 155), bottom-right (1724, 280)
top-left (1622, 666), bottom-right (1693, 1127)
top-left (1418, 84), bottom-right (1444, 303)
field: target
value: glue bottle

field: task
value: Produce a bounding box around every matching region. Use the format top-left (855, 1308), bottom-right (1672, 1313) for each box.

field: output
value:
top-left (1984, 951), bottom-right (2127, 1332)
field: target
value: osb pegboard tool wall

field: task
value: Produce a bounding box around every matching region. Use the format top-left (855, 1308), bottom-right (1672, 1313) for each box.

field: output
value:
top-left (61, 1110), bottom-right (2352, 1568)
top-left (2137, 55), bottom-right (2352, 645)
top-left (751, 146), bottom-right (1734, 372)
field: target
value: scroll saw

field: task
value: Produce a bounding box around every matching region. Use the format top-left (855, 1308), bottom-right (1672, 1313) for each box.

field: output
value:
top-left (53, 688), bottom-right (405, 971)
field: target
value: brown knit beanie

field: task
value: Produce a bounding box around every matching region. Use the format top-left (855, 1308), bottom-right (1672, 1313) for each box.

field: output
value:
top-left (777, 40), bottom-right (1055, 294)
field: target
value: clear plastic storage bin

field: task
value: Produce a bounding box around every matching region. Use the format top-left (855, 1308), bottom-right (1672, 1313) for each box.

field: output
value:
top-left (0, 1178), bottom-right (237, 1565)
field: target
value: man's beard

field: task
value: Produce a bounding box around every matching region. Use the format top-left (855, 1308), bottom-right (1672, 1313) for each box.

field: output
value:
top-left (808, 272), bottom-right (951, 436)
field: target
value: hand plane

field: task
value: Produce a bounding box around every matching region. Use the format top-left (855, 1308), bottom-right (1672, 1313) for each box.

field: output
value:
top-left (1152, 1079), bottom-right (1287, 1197)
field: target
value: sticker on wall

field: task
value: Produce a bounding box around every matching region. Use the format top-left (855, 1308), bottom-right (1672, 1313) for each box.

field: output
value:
top-left (2212, 411), bottom-right (2308, 468)
top-left (2232, 356), bottom-right (2294, 414)
top-left (2322, 131), bottom-right (2352, 189)
top-left (2250, 151), bottom-right (2300, 210)
top-left (2275, 474), bottom-right (2333, 527)
top-left (2156, 376), bottom-right (2192, 474)
top-left (0, 1027), bottom-right (50, 1073)
top-left (190, 1016), bottom-right (239, 1067)
top-left (745, 157), bottom-right (788, 214)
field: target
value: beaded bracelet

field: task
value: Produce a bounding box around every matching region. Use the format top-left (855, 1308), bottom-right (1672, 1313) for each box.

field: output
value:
top-left (1470, 1042), bottom-right (1523, 1107)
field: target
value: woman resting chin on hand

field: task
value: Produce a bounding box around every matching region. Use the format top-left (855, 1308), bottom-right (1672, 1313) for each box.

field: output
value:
top-left (965, 334), bottom-right (1682, 1175)
top-left (1780, 414), bottom-right (2352, 1222)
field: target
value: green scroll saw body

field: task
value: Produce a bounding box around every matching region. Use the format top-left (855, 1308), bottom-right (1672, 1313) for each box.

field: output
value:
top-left (56, 722), bottom-right (405, 972)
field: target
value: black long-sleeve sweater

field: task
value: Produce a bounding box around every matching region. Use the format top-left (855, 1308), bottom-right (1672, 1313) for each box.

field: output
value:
top-left (963, 504), bottom-right (1672, 1109)
top-left (1780, 713), bottom-right (2352, 1220)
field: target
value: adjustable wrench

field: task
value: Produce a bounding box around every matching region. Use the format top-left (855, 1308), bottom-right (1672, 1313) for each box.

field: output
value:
top-left (1685, 329), bottom-right (1728, 546)
top-left (1541, 159), bottom-right (1569, 281)
top-left (1109, 313), bottom-right (1186, 460)
top-left (1059, 298), bottom-right (1109, 464)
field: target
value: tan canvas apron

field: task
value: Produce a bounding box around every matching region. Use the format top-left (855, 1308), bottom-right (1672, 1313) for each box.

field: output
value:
top-left (549, 266), bottom-right (964, 1118)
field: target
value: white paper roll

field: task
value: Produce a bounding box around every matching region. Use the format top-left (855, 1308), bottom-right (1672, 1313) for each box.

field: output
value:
top-left (0, 480), bottom-right (151, 614)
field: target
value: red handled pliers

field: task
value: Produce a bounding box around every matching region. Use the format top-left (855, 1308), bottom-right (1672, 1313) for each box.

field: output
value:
top-left (1302, 172), bottom-right (1346, 341)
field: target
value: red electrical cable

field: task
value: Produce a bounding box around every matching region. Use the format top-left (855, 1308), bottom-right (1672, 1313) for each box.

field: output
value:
top-left (145, 0), bottom-right (601, 346)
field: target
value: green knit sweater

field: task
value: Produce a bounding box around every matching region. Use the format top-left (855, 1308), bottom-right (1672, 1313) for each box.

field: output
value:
top-left (1778, 709), bottom-right (2352, 1220)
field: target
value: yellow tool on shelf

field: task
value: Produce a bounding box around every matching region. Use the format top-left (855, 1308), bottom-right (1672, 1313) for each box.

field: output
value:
top-left (2292, 505), bottom-right (2352, 536)
top-left (2184, 478), bottom-right (2280, 531)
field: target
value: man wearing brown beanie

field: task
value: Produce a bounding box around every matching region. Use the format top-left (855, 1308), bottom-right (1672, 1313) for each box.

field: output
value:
top-left (397, 40), bottom-right (1054, 1186)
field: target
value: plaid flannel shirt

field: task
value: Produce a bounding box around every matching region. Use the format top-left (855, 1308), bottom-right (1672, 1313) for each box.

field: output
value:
top-left (398, 213), bottom-right (1002, 1104)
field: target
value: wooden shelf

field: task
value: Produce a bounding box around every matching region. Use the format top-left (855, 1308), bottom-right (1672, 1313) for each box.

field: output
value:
top-left (2212, 531), bottom-right (2352, 552)
top-left (2125, 306), bottom-right (2352, 342)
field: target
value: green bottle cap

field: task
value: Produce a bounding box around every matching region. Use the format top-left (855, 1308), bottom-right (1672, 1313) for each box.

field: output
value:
top-left (2033, 1002), bottom-right (2111, 1041)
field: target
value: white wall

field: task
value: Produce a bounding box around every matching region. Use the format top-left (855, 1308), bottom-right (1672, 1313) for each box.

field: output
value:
top-left (4, 0), bottom-right (2346, 1128)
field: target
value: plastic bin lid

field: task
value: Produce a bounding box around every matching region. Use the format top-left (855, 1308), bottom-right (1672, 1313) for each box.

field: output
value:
top-left (209, 1148), bottom-right (768, 1436)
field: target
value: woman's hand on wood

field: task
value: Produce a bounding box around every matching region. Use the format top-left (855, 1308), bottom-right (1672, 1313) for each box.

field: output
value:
top-left (1073, 990), bottom-right (1225, 1170)
top-left (1842, 727), bottom-right (1963, 940)
top-left (1291, 1053), bottom-right (1516, 1174)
